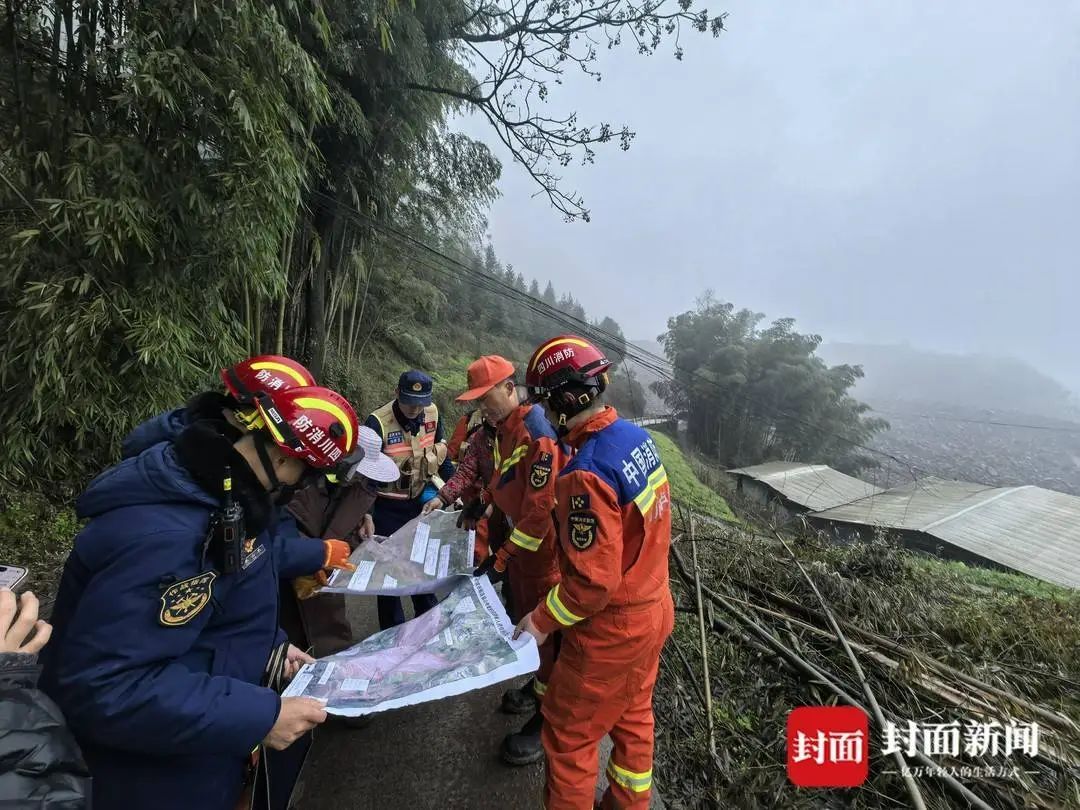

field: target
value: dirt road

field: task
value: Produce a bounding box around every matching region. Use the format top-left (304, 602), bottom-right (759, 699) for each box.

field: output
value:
top-left (292, 596), bottom-right (663, 810)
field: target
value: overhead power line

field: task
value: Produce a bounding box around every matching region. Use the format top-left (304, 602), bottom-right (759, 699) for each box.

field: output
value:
top-left (309, 190), bottom-right (929, 480)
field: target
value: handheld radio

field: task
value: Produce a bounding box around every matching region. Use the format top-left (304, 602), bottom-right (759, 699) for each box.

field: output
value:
top-left (208, 466), bottom-right (246, 574)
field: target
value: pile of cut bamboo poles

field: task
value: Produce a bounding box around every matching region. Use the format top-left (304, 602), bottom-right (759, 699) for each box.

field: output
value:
top-left (660, 507), bottom-right (1080, 809)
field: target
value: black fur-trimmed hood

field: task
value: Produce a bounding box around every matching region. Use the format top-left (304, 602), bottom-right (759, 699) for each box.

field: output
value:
top-left (173, 420), bottom-right (273, 536)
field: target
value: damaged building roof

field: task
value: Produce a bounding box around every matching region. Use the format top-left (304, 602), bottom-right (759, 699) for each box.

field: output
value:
top-left (726, 461), bottom-right (884, 512)
top-left (809, 477), bottom-right (1080, 590)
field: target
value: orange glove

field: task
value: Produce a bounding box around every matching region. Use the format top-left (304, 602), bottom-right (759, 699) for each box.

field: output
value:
top-left (322, 540), bottom-right (355, 572)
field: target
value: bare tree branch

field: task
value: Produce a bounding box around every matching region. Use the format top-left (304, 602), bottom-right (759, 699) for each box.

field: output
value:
top-left (406, 0), bottom-right (725, 220)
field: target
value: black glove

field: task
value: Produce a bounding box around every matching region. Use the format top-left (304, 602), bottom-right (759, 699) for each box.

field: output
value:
top-left (473, 554), bottom-right (505, 583)
top-left (458, 498), bottom-right (487, 530)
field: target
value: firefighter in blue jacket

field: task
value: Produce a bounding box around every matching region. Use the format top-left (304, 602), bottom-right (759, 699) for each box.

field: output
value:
top-left (120, 354), bottom-right (346, 578)
top-left (40, 385), bottom-right (360, 810)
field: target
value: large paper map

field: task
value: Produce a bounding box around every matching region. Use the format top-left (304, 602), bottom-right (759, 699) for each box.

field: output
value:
top-left (283, 576), bottom-right (539, 716)
top-left (319, 509), bottom-right (474, 597)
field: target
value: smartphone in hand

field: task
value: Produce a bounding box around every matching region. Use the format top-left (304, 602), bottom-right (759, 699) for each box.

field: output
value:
top-left (0, 564), bottom-right (29, 592)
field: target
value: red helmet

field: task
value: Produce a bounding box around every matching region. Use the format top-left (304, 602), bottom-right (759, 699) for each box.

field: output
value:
top-left (221, 355), bottom-right (315, 404)
top-left (252, 385), bottom-right (358, 469)
top-left (525, 335), bottom-right (612, 394)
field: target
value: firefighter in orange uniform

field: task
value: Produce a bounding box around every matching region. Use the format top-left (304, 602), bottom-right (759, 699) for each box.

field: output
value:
top-left (514, 335), bottom-right (675, 809)
top-left (457, 355), bottom-right (564, 765)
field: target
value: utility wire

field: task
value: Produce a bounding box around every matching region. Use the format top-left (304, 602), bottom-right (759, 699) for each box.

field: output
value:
top-left (310, 190), bottom-right (927, 480)
top-left (310, 204), bottom-right (951, 499)
top-left (11, 34), bottom-right (1080, 439)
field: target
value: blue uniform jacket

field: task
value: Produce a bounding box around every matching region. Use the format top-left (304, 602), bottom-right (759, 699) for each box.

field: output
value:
top-left (122, 403), bottom-right (326, 579)
top-left (121, 406), bottom-right (190, 459)
top-left (39, 442), bottom-right (286, 810)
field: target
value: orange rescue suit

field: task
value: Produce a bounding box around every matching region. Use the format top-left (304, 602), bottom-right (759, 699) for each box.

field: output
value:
top-left (530, 407), bottom-right (675, 809)
top-left (488, 403), bottom-right (563, 696)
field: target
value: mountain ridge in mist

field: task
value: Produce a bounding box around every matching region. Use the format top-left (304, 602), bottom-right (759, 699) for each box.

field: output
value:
top-left (627, 337), bottom-right (1080, 425)
top-left (817, 342), bottom-right (1079, 422)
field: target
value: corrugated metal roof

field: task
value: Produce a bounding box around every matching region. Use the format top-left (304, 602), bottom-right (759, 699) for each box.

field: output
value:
top-left (808, 478), bottom-right (1000, 530)
top-left (727, 461), bottom-right (884, 512)
top-left (809, 478), bottom-right (1080, 590)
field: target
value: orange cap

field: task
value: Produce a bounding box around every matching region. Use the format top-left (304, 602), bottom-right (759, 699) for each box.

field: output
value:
top-left (456, 355), bottom-right (516, 402)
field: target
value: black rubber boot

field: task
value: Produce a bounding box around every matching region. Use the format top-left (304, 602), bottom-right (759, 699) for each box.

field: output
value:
top-left (501, 709), bottom-right (545, 765)
top-left (500, 678), bottom-right (539, 715)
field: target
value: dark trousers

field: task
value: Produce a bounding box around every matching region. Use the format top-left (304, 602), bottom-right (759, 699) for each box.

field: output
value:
top-left (377, 592), bottom-right (439, 629)
top-left (372, 495), bottom-right (439, 630)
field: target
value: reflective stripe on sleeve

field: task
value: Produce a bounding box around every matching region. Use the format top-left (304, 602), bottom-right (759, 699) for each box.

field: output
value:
top-left (544, 585), bottom-right (585, 627)
top-left (509, 527), bottom-right (543, 551)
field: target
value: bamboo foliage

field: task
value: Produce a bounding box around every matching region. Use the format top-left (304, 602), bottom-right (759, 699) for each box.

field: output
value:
top-left (0, 1), bottom-right (328, 484)
top-left (1, 0), bottom-right (713, 485)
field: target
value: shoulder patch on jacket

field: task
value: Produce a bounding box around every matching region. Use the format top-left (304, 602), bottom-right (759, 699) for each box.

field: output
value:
top-left (530, 452), bottom-right (554, 489)
top-left (568, 510), bottom-right (598, 550)
top-left (159, 571), bottom-right (217, 626)
top-left (568, 493), bottom-right (590, 511)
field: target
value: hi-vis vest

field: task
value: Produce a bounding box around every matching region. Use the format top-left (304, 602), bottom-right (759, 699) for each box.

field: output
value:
top-left (372, 401), bottom-right (448, 500)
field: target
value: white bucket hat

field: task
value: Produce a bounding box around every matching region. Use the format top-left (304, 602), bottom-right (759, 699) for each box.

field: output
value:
top-left (344, 425), bottom-right (400, 483)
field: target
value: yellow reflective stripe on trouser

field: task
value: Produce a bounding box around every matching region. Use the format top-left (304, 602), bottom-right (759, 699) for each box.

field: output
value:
top-left (533, 680), bottom-right (547, 698)
top-left (509, 527), bottom-right (542, 551)
top-left (606, 761), bottom-right (653, 793)
top-left (545, 585), bottom-right (584, 627)
top-left (633, 465), bottom-right (669, 514)
top-left (499, 444), bottom-right (529, 473)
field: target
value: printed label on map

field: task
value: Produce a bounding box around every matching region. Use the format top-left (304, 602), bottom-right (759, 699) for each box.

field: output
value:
top-left (424, 540), bottom-right (440, 576)
top-left (349, 560), bottom-right (376, 591)
top-left (452, 596), bottom-right (476, 615)
top-left (438, 544), bottom-right (451, 578)
top-left (410, 523), bottom-right (430, 564)
top-left (318, 662), bottom-right (336, 686)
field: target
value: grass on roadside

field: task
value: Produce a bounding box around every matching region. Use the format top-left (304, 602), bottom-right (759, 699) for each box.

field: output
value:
top-left (0, 487), bottom-right (80, 607)
top-left (647, 429), bottom-right (736, 523)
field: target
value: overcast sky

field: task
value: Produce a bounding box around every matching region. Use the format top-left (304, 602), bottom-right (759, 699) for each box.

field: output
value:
top-left (460, 1), bottom-right (1080, 390)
